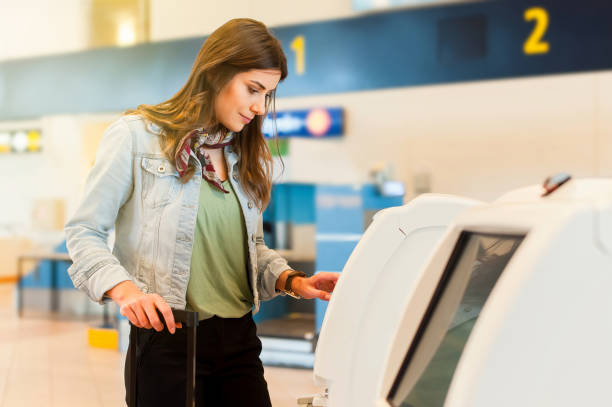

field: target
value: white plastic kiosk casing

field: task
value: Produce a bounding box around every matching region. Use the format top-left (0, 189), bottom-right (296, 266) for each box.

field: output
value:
top-left (371, 178), bottom-right (612, 407)
top-left (311, 194), bottom-right (481, 406)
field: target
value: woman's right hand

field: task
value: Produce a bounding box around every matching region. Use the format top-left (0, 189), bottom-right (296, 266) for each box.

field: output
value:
top-left (106, 281), bottom-right (181, 333)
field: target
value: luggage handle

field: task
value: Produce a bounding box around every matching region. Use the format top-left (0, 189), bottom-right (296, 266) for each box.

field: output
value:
top-left (128, 309), bottom-right (199, 407)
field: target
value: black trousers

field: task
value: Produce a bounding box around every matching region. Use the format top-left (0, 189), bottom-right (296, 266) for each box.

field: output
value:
top-left (125, 311), bottom-right (272, 407)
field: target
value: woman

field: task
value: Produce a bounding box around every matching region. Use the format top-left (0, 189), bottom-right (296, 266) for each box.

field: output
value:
top-left (65, 18), bottom-right (339, 406)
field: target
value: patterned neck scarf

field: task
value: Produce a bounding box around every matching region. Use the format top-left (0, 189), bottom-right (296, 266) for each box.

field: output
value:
top-left (175, 128), bottom-right (235, 193)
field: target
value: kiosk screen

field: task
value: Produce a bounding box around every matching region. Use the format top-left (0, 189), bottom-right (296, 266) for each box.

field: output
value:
top-left (388, 232), bottom-right (524, 407)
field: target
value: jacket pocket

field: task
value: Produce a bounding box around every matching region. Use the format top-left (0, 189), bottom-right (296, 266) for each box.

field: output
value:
top-left (141, 157), bottom-right (181, 208)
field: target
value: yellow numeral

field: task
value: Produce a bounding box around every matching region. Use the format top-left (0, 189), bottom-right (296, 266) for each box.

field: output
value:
top-left (290, 35), bottom-right (306, 75)
top-left (524, 7), bottom-right (550, 55)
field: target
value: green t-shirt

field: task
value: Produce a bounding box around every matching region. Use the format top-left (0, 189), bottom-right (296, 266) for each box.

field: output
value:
top-left (186, 178), bottom-right (253, 320)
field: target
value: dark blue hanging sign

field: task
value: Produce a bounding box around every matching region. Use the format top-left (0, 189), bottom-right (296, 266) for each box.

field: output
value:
top-left (263, 107), bottom-right (344, 139)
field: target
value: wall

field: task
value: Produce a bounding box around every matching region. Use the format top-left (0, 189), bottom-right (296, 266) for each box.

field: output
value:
top-left (149, 0), bottom-right (355, 41)
top-left (276, 70), bottom-right (609, 202)
top-left (597, 72), bottom-right (612, 176)
top-left (0, 113), bottom-right (118, 238)
top-left (0, 0), bottom-right (356, 61)
top-left (0, 0), bottom-right (90, 61)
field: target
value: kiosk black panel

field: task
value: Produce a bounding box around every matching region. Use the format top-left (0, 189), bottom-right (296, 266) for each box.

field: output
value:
top-left (388, 232), bottom-right (524, 407)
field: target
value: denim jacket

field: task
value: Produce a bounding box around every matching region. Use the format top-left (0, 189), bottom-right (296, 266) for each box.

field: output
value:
top-left (65, 115), bottom-right (290, 313)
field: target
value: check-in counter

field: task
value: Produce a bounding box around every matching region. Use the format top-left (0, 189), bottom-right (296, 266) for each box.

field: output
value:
top-left (305, 176), bottom-right (612, 407)
top-left (304, 194), bottom-right (481, 405)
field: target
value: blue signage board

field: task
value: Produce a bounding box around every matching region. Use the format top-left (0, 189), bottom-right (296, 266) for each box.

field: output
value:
top-left (353, 0), bottom-right (457, 12)
top-left (2, 0), bottom-right (612, 119)
top-left (262, 107), bottom-right (344, 139)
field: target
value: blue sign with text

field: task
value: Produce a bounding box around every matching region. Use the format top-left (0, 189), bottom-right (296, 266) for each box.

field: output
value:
top-left (263, 107), bottom-right (344, 139)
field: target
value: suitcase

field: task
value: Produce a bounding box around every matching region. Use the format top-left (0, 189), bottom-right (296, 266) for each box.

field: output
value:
top-left (128, 309), bottom-right (199, 407)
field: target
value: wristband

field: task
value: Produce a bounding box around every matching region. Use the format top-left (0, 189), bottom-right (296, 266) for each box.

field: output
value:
top-left (283, 270), bottom-right (307, 299)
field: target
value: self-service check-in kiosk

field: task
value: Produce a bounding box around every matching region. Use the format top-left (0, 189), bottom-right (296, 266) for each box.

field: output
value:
top-left (301, 194), bottom-right (481, 406)
top-left (305, 176), bottom-right (612, 407)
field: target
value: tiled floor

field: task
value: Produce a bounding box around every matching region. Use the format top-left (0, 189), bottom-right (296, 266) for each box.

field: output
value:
top-left (0, 284), bottom-right (323, 406)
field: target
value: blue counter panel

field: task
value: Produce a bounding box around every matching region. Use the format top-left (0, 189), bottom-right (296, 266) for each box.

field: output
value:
top-left (362, 184), bottom-right (404, 210)
top-left (20, 241), bottom-right (74, 289)
top-left (287, 184), bottom-right (316, 224)
top-left (314, 184), bottom-right (363, 333)
top-left (315, 297), bottom-right (328, 335)
top-left (316, 240), bottom-right (360, 274)
top-left (264, 183), bottom-right (316, 224)
top-left (253, 296), bottom-right (289, 324)
top-left (315, 185), bottom-right (363, 235)
top-left (2, 0), bottom-right (611, 120)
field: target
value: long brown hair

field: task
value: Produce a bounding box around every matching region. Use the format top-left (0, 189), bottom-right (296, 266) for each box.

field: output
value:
top-left (127, 18), bottom-right (287, 209)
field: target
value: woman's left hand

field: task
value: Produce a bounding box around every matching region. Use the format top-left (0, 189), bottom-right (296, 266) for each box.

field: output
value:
top-left (293, 272), bottom-right (340, 301)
